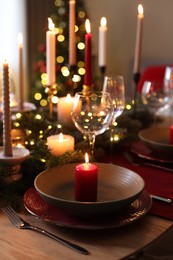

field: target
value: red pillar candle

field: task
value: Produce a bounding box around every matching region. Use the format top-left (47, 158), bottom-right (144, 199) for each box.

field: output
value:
top-left (84, 19), bottom-right (92, 87)
top-left (75, 153), bottom-right (98, 202)
top-left (169, 125), bottom-right (173, 144)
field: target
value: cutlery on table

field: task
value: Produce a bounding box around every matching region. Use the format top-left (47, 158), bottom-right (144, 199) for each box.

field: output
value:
top-left (151, 195), bottom-right (172, 204)
top-left (2, 206), bottom-right (89, 255)
top-left (124, 151), bottom-right (173, 173)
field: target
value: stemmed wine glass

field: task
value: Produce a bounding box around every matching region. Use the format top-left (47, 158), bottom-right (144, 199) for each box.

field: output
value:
top-left (103, 75), bottom-right (125, 142)
top-left (71, 91), bottom-right (113, 155)
top-left (141, 81), bottom-right (168, 126)
top-left (163, 66), bottom-right (173, 110)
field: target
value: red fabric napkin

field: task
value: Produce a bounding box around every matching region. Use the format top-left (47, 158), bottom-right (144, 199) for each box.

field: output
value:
top-left (103, 152), bottom-right (173, 221)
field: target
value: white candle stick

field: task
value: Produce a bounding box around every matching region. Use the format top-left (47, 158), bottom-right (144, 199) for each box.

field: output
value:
top-left (98, 17), bottom-right (107, 68)
top-left (46, 17), bottom-right (56, 86)
top-left (18, 32), bottom-right (24, 110)
top-left (69, 0), bottom-right (76, 66)
top-left (2, 61), bottom-right (13, 157)
top-left (133, 4), bottom-right (144, 74)
top-left (57, 94), bottom-right (74, 128)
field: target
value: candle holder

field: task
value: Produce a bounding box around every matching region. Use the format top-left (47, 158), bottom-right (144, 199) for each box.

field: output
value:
top-left (82, 84), bottom-right (93, 94)
top-left (133, 72), bottom-right (141, 117)
top-left (46, 83), bottom-right (57, 119)
top-left (0, 146), bottom-right (30, 183)
top-left (10, 102), bottom-right (36, 113)
top-left (100, 66), bottom-right (106, 76)
top-left (99, 66), bottom-right (106, 89)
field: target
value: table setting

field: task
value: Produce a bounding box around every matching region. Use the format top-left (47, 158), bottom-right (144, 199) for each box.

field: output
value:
top-left (1, 1), bottom-right (173, 259)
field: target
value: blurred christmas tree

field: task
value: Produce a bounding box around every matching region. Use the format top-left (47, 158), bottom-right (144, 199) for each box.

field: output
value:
top-left (31, 0), bottom-right (87, 107)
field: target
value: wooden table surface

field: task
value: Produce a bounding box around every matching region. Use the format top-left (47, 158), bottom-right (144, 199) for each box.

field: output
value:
top-left (0, 208), bottom-right (172, 260)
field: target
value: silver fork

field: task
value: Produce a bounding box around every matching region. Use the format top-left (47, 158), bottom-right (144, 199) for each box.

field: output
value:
top-left (2, 206), bottom-right (89, 255)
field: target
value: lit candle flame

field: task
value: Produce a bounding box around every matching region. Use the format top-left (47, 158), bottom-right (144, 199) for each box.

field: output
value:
top-left (85, 153), bottom-right (89, 163)
top-left (66, 93), bottom-right (72, 102)
top-left (85, 19), bottom-right (91, 34)
top-left (138, 4), bottom-right (144, 16)
top-left (100, 17), bottom-right (107, 27)
top-left (59, 132), bottom-right (64, 142)
top-left (18, 32), bottom-right (23, 45)
top-left (48, 17), bottom-right (55, 31)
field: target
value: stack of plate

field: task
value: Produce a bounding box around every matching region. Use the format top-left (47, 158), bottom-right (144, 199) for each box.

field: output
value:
top-left (24, 163), bottom-right (152, 230)
top-left (139, 127), bottom-right (173, 155)
top-left (130, 127), bottom-right (173, 163)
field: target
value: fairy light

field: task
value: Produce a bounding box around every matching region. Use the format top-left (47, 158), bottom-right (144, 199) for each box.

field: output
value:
top-left (78, 68), bottom-right (85, 75)
top-left (40, 99), bottom-right (47, 107)
top-left (54, 27), bottom-right (59, 34)
top-left (41, 73), bottom-right (48, 85)
top-left (77, 42), bottom-right (85, 50)
top-left (113, 134), bottom-right (120, 142)
top-left (75, 25), bottom-right (78, 32)
top-left (52, 96), bottom-right (59, 104)
top-left (57, 56), bottom-right (64, 63)
top-left (72, 74), bottom-right (81, 82)
top-left (126, 104), bottom-right (132, 110)
top-left (15, 113), bottom-right (22, 119)
top-left (13, 122), bottom-right (20, 127)
top-left (30, 140), bottom-right (35, 146)
top-left (77, 61), bottom-right (84, 67)
top-left (48, 125), bottom-right (52, 130)
top-left (27, 130), bottom-right (32, 135)
top-left (57, 35), bottom-right (65, 42)
top-left (40, 158), bottom-right (46, 163)
top-left (35, 114), bottom-right (42, 120)
top-left (57, 124), bottom-right (62, 129)
top-left (57, 27), bottom-right (63, 34)
top-left (34, 93), bottom-right (42, 100)
top-left (78, 11), bottom-right (86, 18)
top-left (61, 66), bottom-right (70, 77)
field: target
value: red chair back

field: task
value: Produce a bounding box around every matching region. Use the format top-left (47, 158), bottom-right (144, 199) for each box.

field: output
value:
top-left (137, 65), bottom-right (171, 92)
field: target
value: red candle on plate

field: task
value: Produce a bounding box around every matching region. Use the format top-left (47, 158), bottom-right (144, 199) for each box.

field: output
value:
top-left (75, 153), bottom-right (98, 202)
top-left (169, 125), bottom-right (173, 144)
top-left (84, 19), bottom-right (92, 87)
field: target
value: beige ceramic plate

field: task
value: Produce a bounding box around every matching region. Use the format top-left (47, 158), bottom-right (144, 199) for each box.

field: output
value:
top-left (34, 163), bottom-right (145, 217)
top-left (139, 127), bottom-right (173, 155)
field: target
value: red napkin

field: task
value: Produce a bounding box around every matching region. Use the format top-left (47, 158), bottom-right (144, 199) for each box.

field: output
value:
top-left (103, 152), bottom-right (173, 221)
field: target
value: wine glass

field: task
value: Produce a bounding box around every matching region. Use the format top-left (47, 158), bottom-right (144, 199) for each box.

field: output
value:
top-left (141, 81), bottom-right (168, 126)
top-left (71, 91), bottom-right (113, 155)
top-left (103, 75), bottom-right (125, 142)
top-left (163, 66), bottom-right (173, 109)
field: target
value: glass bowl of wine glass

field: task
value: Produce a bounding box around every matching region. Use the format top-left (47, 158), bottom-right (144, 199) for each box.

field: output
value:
top-left (71, 91), bottom-right (113, 155)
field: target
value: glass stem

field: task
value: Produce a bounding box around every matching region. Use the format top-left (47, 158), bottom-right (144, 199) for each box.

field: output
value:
top-left (88, 134), bottom-right (96, 155)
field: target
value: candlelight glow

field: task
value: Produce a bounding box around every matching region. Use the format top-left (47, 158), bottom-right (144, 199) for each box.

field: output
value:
top-left (18, 32), bottom-right (23, 45)
top-left (59, 132), bottom-right (64, 142)
top-left (66, 93), bottom-right (72, 102)
top-left (85, 153), bottom-right (89, 163)
top-left (48, 17), bottom-right (55, 31)
top-left (138, 4), bottom-right (144, 16)
top-left (100, 17), bottom-right (107, 27)
top-left (85, 19), bottom-right (91, 34)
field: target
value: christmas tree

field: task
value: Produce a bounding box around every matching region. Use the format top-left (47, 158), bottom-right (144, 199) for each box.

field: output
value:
top-left (31, 0), bottom-right (87, 107)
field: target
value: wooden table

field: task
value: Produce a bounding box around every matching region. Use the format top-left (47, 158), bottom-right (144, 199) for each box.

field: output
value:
top-left (0, 208), bottom-right (172, 260)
